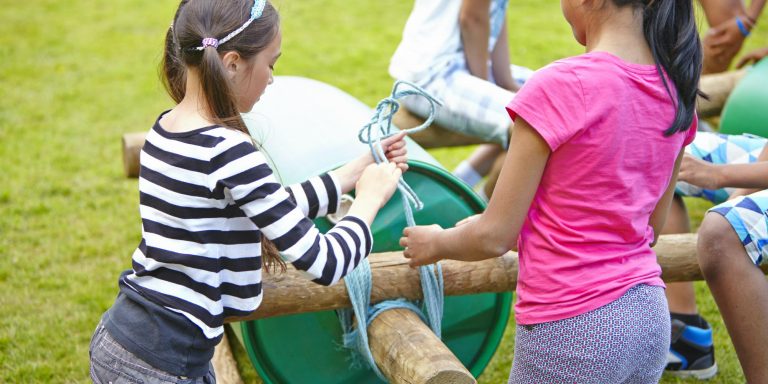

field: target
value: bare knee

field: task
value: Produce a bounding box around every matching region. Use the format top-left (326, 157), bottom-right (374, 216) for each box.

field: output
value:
top-left (697, 213), bottom-right (741, 279)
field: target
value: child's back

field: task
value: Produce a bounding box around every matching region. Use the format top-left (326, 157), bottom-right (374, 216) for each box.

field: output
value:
top-left (507, 51), bottom-right (696, 323)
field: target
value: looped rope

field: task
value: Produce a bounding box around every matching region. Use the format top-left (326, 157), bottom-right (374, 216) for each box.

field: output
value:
top-left (338, 81), bottom-right (445, 381)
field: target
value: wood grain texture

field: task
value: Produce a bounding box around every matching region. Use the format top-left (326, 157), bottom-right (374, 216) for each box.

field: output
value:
top-left (230, 233), bottom-right (768, 322)
top-left (368, 309), bottom-right (476, 384)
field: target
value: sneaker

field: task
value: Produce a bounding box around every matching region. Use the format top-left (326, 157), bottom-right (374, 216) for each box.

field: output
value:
top-left (665, 318), bottom-right (718, 380)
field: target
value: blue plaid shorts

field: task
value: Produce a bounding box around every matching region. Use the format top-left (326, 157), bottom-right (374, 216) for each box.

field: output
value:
top-left (710, 190), bottom-right (768, 266)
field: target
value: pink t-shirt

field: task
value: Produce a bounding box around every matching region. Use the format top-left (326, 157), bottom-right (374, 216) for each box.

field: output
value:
top-left (506, 51), bottom-right (697, 325)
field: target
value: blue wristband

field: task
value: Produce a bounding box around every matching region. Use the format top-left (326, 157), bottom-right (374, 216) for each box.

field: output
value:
top-left (736, 17), bottom-right (751, 37)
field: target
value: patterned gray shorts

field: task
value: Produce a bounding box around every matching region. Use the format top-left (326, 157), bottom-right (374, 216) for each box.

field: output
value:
top-left (509, 284), bottom-right (669, 384)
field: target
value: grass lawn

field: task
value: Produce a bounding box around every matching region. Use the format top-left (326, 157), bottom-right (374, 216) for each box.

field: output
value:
top-left (2, 0), bottom-right (767, 382)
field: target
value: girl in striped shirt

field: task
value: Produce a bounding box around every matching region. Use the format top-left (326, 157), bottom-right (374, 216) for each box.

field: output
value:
top-left (89, 1), bottom-right (406, 382)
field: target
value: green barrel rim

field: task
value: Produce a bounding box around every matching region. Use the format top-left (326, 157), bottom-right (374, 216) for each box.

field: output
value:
top-left (238, 160), bottom-right (512, 383)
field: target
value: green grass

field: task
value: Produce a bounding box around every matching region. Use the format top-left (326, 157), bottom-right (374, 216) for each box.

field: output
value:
top-left (2, 0), bottom-right (767, 382)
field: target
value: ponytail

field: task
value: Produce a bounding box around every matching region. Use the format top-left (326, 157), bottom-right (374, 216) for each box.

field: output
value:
top-left (198, 46), bottom-right (250, 135)
top-left (642, 0), bottom-right (703, 136)
top-left (166, 0), bottom-right (285, 273)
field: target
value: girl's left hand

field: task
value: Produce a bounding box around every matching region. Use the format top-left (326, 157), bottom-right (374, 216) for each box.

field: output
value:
top-left (400, 224), bottom-right (444, 268)
top-left (333, 131), bottom-right (409, 193)
top-left (379, 131), bottom-right (409, 172)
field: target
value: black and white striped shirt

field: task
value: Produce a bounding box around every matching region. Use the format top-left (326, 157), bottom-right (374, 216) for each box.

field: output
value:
top-left (121, 117), bottom-right (372, 340)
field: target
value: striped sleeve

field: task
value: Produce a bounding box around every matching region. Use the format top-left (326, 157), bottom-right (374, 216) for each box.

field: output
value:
top-left (210, 137), bottom-right (373, 286)
top-left (284, 173), bottom-right (341, 219)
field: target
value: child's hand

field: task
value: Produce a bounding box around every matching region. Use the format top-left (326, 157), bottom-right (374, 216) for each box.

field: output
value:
top-left (355, 162), bottom-right (402, 209)
top-left (400, 224), bottom-right (444, 267)
top-left (380, 131), bottom-right (409, 173)
top-left (678, 154), bottom-right (722, 190)
top-left (333, 132), bottom-right (408, 194)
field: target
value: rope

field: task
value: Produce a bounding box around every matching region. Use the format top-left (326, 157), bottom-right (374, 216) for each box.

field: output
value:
top-left (337, 81), bottom-right (445, 381)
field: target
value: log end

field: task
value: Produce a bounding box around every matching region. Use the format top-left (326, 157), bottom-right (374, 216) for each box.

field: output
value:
top-left (122, 132), bottom-right (146, 178)
top-left (424, 369), bottom-right (477, 384)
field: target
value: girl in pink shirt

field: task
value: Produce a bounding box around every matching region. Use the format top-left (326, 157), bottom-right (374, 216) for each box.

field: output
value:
top-left (401, 0), bottom-right (701, 382)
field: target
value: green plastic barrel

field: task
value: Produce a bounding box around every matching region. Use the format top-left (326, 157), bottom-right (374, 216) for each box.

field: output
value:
top-left (235, 76), bottom-right (511, 383)
top-left (720, 58), bottom-right (768, 137)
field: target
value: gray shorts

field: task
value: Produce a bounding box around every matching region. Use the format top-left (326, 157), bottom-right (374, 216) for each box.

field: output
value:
top-left (509, 284), bottom-right (669, 384)
top-left (89, 321), bottom-right (216, 384)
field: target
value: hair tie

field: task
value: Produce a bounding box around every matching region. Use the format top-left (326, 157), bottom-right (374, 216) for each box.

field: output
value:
top-left (201, 37), bottom-right (219, 49)
top-left (191, 0), bottom-right (267, 51)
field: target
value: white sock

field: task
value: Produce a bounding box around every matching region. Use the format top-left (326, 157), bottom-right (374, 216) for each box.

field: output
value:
top-left (476, 186), bottom-right (489, 202)
top-left (453, 161), bottom-right (483, 187)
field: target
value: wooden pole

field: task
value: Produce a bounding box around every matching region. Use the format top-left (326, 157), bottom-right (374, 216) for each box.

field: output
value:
top-left (230, 233), bottom-right (768, 322)
top-left (368, 309), bottom-right (476, 384)
top-left (697, 69), bottom-right (747, 118)
top-left (122, 132), bottom-right (146, 178)
top-left (212, 330), bottom-right (245, 384)
top-left (393, 108), bottom-right (486, 148)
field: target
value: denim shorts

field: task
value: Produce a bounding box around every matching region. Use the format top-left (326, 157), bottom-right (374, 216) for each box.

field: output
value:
top-left (89, 321), bottom-right (216, 384)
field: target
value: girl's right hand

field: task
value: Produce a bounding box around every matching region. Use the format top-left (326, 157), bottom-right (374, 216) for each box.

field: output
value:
top-left (356, 162), bottom-right (402, 209)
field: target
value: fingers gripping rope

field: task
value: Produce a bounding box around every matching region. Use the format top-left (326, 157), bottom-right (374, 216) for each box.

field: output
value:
top-left (338, 81), bottom-right (445, 381)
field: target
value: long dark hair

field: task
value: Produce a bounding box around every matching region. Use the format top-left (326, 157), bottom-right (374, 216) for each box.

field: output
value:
top-left (163, 0), bottom-right (285, 273)
top-left (615, 0), bottom-right (702, 136)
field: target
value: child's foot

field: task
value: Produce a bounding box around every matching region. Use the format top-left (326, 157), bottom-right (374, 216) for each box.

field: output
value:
top-left (665, 317), bottom-right (718, 380)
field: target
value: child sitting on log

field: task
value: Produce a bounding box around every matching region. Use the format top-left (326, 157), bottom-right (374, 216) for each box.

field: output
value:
top-left (389, 0), bottom-right (532, 197)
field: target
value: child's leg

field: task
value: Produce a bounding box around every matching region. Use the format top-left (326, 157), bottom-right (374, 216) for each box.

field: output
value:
top-left (400, 68), bottom-right (515, 147)
top-left (699, 193), bottom-right (768, 382)
top-left (509, 285), bottom-right (669, 384)
top-left (453, 144), bottom-right (504, 188)
top-left (663, 196), bottom-right (717, 378)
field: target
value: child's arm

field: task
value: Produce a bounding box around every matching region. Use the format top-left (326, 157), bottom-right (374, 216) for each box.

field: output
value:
top-left (684, 142), bottom-right (768, 191)
top-left (490, 19), bottom-right (519, 92)
top-left (284, 132), bottom-right (407, 219)
top-left (400, 117), bottom-right (549, 267)
top-left (459, 0), bottom-right (492, 80)
top-left (214, 139), bottom-right (401, 286)
top-left (329, 132), bottom-right (408, 194)
top-left (649, 148), bottom-right (686, 247)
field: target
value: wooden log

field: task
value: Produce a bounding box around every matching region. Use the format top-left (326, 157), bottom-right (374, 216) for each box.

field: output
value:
top-left (230, 233), bottom-right (768, 322)
top-left (697, 69), bottom-right (747, 118)
top-left (212, 330), bottom-right (245, 384)
top-left (368, 309), bottom-right (476, 384)
top-left (393, 108), bottom-right (486, 148)
top-left (122, 132), bottom-right (146, 178)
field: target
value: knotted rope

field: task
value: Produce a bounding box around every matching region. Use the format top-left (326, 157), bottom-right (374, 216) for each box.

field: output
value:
top-left (337, 81), bottom-right (445, 381)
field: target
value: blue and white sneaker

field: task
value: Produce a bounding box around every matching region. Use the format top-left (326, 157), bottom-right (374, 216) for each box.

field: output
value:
top-left (665, 319), bottom-right (718, 380)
